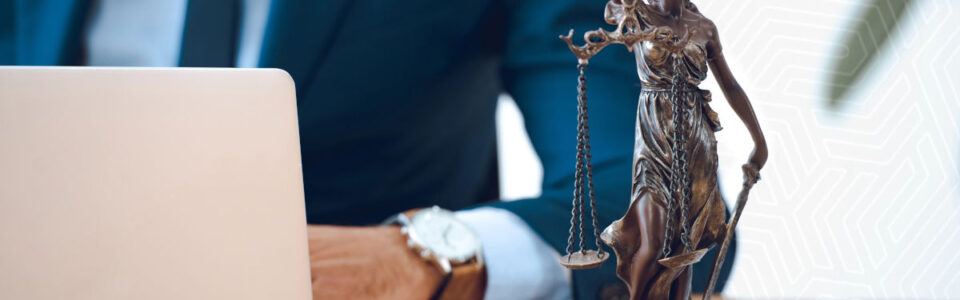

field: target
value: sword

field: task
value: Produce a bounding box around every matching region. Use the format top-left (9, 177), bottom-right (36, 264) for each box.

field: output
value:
top-left (702, 164), bottom-right (760, 300)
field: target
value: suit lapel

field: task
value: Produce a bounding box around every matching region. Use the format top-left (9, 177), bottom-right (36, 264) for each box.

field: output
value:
top-left (15, 0), bottom-right (91, 65)
top-left (258, 0), bottom-right (351, 97)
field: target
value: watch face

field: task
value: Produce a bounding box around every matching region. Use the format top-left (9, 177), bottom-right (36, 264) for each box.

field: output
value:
top-left (409, 208), bottom-right (480, 261)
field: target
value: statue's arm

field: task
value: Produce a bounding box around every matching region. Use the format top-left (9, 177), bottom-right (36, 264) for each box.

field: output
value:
top-left (560, 26), bottom-right (691, 65)
top-left (706, 25), bottom-right (768, 171)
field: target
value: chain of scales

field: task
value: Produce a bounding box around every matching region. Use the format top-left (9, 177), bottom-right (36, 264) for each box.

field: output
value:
top-left (559, 56), bottom-right (693, 269)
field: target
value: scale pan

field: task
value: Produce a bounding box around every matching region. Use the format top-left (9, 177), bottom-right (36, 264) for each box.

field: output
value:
top-left (559, 250), bottom-right (610, 269)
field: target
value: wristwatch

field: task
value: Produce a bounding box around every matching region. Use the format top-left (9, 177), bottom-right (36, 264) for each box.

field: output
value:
top-left (384, 206), bottom-right (486, 300)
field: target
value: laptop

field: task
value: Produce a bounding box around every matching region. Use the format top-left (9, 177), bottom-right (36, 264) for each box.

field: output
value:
top-left (0, 67), bottom-right (312, 300)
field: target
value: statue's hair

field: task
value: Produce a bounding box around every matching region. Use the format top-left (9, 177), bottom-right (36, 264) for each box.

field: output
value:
top-left (685, 1), bottom-right (701, 14)
top-left (635, 0), bottom-right (701, 16)
top-left (608, 0), bottom-right (703, 32)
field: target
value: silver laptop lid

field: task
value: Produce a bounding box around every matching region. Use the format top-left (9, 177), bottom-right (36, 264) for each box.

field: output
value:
top-left (0, 67), bottom-right (311, 300)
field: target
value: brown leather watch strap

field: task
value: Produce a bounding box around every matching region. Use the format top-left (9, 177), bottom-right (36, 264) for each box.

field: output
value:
top-left (436, 258), bottom-right (486, 300)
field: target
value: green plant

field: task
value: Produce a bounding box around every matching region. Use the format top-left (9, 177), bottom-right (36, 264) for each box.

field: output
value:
top-left (827, 0), bottom-right (914, 108)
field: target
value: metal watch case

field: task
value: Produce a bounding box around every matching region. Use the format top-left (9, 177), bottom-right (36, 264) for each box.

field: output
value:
top-left (389, 206), bottom-right (483, 274)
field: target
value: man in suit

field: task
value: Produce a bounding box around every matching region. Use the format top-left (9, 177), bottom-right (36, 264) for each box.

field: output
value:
top-left (0, 0), bottom-right (735, 299)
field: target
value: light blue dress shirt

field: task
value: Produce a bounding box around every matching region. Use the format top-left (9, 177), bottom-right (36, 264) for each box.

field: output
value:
top-left (83, 1), bottom-right (571, 299)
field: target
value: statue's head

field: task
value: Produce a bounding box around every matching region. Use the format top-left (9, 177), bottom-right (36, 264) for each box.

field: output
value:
top-left (651, 0), bottom-right (687, 17)
top-left (608, 0), bottom-right (699, 21)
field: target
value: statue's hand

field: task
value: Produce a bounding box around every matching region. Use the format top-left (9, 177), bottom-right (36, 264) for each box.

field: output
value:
top-left (604, 1), bottom-right (625, 25)
top-left (744, 145), bottom-right (766, 184)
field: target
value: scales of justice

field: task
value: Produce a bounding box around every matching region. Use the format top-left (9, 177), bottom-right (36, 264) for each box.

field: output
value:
top-left (555, 0), bottom-right (768, 299)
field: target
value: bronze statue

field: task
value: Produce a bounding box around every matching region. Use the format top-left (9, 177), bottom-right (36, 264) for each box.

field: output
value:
top-left (557, 0), bottom-right (768, 299)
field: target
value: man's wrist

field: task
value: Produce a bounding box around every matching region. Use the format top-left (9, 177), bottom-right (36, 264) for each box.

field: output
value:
top-left (384, 226), bottom-right (447, 299)
top-left (384, 207), bottom-right (487, 300)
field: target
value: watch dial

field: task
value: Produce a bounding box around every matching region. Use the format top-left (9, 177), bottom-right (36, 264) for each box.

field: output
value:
top-left (410, 209), bottom-right (480, 260)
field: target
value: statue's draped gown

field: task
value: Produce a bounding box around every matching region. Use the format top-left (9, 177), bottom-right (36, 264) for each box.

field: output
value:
top-left (626, 34), bottom-right (729, 298)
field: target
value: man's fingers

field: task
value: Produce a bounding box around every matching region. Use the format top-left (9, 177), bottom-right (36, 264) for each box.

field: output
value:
top-left (312, 279), bottom-right (355, 300)
top-left (312, 269), bottom-right (382, 300)
top-left (310, 256), bottom-right (372, 271)
top-left (305, 225), bottom-right (417, 300)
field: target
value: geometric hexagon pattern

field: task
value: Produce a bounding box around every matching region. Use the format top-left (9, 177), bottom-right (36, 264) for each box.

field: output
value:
top-left (698, 0), bottom-right (960, 297)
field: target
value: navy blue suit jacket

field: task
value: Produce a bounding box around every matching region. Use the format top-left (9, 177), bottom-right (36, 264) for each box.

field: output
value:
top-left (0, 0), bottom-right (734, 298)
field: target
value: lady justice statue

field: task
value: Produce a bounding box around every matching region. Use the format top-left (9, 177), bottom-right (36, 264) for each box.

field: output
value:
top-left (557, 0), bottom-right (768, 299)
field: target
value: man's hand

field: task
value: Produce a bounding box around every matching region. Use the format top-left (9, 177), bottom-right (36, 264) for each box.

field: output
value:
top-left (308, 225), bottom-right (444, 300)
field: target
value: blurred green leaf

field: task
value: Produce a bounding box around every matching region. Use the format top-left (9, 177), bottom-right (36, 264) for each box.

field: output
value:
top-left (827, 0), bottom-right (913, 108)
